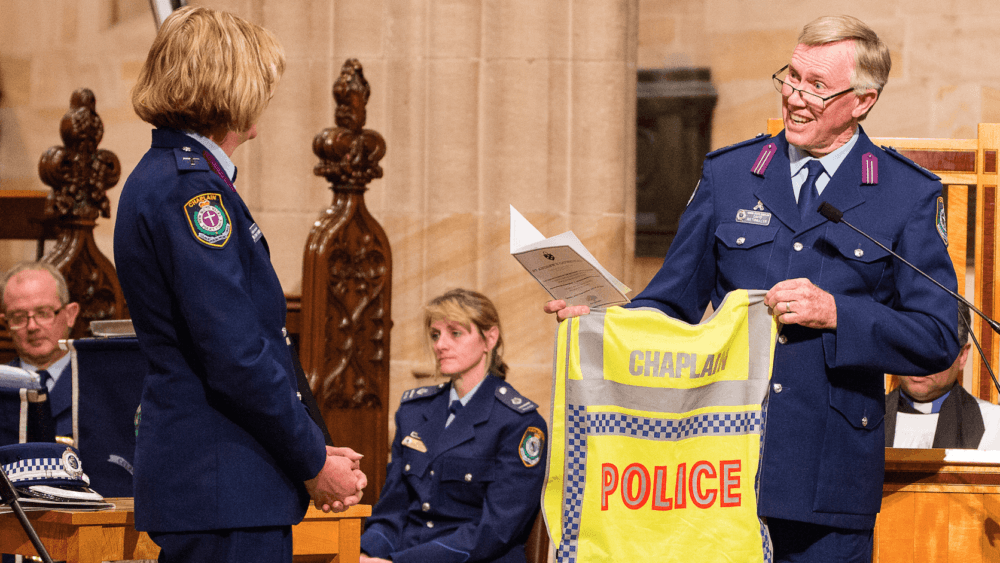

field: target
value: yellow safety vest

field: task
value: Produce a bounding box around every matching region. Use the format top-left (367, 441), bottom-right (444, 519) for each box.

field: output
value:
top-left (542, 290), bottom-right (777, 562)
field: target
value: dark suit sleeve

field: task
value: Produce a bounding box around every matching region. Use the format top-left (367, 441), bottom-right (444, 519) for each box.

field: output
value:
top-left (150, 175), bottom-right (325, 482)
top-left (629, 164), bottom-right (719, 322)
top-left (390, 413), bottom-right (548, 563)
top-left (360, 410), bottom-right (411, 558)
top-left (822, 183), bottom-right (959, 375)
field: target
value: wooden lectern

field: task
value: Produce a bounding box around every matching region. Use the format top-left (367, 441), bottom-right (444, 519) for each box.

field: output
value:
top-left (875, 448), bottom-right (1000, 562)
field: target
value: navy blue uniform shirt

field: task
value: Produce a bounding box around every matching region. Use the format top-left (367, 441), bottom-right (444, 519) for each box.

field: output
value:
top-left (629, 128), bottom-right (960, 530)
top-left (361, 374), bottom-right (547, 563)
top-left (113, 128), bottom-right (326, 532)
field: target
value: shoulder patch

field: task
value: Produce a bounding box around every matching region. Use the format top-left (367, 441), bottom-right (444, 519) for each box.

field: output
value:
top-left (879, 146), bottom-right (941, 181)
top-left (401, 383), bottom-right (448, 403)
top-left (519, 426), bottom-right (545, 468)
top-left (706, 134), bottom-right (772, 160)
top-left (936, 195), bottom-right (948, 247)
top-left (183, 192), bottom-right (232, 248)
top-left (173, 147), bottom-right (210, 171)
top-left (495, 384), bottom-right (538, 414)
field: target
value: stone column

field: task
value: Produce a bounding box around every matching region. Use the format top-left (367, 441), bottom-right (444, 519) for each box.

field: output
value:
top-left (223, 0), bottom-right (639, 428)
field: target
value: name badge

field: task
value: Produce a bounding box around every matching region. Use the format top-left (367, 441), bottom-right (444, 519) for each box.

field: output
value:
top-left (735, 209), bottom-right (771, 226)
top-left (402, 432), bottom-right (427, 453)
top-left (249, 223), bottom-right (263, 243)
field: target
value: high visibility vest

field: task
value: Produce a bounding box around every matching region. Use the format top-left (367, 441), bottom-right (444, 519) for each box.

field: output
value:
top-left (542, 289), bottom-right (778, 562)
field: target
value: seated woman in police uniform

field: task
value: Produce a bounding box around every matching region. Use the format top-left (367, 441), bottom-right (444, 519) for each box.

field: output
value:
top-left (360, 288), bottom-right (547, 563)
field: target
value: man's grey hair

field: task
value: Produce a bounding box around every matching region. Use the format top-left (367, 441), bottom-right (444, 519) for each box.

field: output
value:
top-left (0, 261), bottom-right (71, 311)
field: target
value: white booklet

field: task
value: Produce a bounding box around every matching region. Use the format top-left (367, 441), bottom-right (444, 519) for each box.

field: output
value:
top-left (510, 205), bottom-right (631, 308)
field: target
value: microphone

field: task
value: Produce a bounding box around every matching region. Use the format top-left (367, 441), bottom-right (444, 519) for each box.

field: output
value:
top-left (817, 202), bottom-right (1000, 395)
top-left (818, 202), bottom-right (1000, 335)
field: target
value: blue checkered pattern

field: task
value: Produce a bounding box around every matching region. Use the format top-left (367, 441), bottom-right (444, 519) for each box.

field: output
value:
top-left (761, 520), bottom-right (773, 563)
top-left (757, 397), bottom-right (772, 563)
top-left (3, 456), bottom-right (62, 482)
top-left (588, 411), bottom-right (761, 440)
top-left (558, 404), bottom-right (588, 563)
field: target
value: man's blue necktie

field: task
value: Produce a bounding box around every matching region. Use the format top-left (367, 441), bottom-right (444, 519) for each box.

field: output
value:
top-left (799, 159), bottom-right (825, 220)
top-left (37, 369), bottom-right (52, 392)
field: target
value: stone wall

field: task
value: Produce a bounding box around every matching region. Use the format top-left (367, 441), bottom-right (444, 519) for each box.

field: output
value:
top-left (3, 0), bottom-right (999, 432)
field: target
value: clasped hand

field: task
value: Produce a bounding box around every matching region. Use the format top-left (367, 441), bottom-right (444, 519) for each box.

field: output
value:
top-left (304, 446), bottom-right (368, 513)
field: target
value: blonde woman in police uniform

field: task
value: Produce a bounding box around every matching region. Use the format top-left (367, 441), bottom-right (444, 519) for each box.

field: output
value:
top-left (115, 7), bottom-right (364, 562)
top-left (360, 289), bottom-right (547, 563)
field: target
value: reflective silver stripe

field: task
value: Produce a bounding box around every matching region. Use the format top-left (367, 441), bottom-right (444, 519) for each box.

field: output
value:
top-left (745, 289), bottom-right (774, 381)
top-left (566, 378), bottom-right (770, 414)
top-left (569, 290), bottom-right (773, 412)
top-left (578, 314), bottom-right (604, 381)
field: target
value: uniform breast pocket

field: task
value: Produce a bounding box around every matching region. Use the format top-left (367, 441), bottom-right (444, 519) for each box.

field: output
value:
top-left (813, 380), bottom-right (885, 515)
top-left (440, 457), bottom-right (496, 507)
top-left (816, 225), bottom-right (894, 296)
top-left (714, 223), bottom-right (780, 289)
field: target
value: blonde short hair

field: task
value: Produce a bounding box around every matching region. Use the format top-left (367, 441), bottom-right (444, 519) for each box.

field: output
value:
top-left (131, 6), bottom-right (285, 135)
top-left (424, 289), bottom-right (508, 379)
top-left (799, 15), bottom-right (891, 96)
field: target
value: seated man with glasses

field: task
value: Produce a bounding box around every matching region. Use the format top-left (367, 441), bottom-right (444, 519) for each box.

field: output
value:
top-left (0, 261), bottom-right (80, 445)
top-left (546, 14), bottom-right (958, 563)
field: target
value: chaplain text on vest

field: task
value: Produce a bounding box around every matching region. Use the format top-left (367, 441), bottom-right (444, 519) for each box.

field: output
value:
top-left (542, 290), bottom-right (778, 563)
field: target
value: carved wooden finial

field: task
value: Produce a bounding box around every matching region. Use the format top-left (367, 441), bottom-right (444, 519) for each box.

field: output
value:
top-left (38, 88), bottom-right (121, 220)
top-left (302, 59), bottom-right (392, 504)
top-left (313, 59), bottom-right (387, 189)
top-left (36, 88), bottom-right (128, 333)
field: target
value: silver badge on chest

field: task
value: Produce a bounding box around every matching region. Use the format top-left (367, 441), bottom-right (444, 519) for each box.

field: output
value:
top-left (735, 207), bottom-right (771, 226)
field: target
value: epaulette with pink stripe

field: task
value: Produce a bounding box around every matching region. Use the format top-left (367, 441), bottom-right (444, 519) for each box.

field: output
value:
top-left (861, 152), bottom-right (878, 185)
top-left (750, 142), bottom-right (778, 177)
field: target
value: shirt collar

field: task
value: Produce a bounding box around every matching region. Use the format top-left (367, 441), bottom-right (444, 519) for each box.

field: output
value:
top-left (789, 127), bottom-right (860, 178)
top-left (449, 376), bottom-right (487, 407)
top-left (184, 131), bottom-right (237, 182)
top-left (901, 386), bottom-right (953, 414)
top-left (19, 352), bottom-right (70, 389)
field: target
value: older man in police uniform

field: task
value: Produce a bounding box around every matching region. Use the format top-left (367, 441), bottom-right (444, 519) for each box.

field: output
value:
top-left (548, 15), bottom-right (959, 562)
top-left (1, 262), bottom-right (80, 444)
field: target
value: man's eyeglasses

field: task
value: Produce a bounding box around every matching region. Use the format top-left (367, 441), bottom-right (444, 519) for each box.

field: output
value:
top-left (772, 65), bottom-right (854, 110)
top-left (2, 306), bottom-right (65, 330)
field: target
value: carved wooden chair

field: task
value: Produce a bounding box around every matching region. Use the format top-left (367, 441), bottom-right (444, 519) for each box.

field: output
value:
top-left (768, 119), bottom-right (998, 403)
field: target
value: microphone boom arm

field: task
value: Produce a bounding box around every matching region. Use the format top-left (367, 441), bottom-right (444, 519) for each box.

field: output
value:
top-left (817, 202), bottom-right (1000, 335)
top-left (817, 201), bottom-right (1000, 397)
